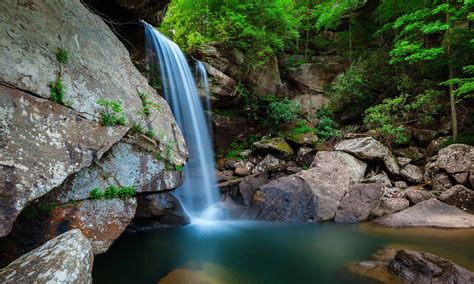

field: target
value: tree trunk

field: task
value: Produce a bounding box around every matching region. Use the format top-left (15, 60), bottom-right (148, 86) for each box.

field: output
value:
top-left (446, 0), bottom-right (458, 140)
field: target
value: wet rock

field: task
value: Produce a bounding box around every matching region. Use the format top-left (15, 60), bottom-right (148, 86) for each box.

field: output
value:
top-left (375, 199), bottom-right (474, 228)
top-left (0, 230), bottom-right (93, 284)
top-left (239, 175), bottom-right (269, 207)
top-left (372, 198), bottom-right (410, 217)
top-left (287, 56), bottom-right (347, 93)
top-left (335, 137), bottom-right (400, 175)
top-left (253, 137), bottom-right (294, 160)
top-left (389, 249), bottom-right (474, 284)
top-left (334, 183), bottom-right (384, 223)
top-left (400, 164), bottom-right (423, 183)
top-left (438, 185), bottom-right (474, 213)
top-left (302, 151), bottom-right (367, 221)
top-left (348, 247), bottom-right (401, 284)
top-left (394, 146), bottom-right (426, 163)
top-left (249, 175), bottom-right (315, 222)
top-left (436, 144), bottom-right (473, 174)
top-left (115, 0), bottom-right (170, 26)
top-left (432, 173), bottom-right (453, 192)
top-left (131, 193), bottom-right (190, 230)
top-left (295, 147), bottom-right (317, 167)
top-left (405, 187), bottom-right (433, 204)
top-left (252, 154), bottom-right (286, 174)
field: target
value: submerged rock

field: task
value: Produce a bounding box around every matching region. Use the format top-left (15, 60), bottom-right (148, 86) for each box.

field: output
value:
top-left (389, 249), bottom-right (474, 284)
top-left (375, 199), bottom-right (474, 228)
top-left (0, 230), bottom-right (93, 284)
top-left (334, 183), bottom-right (384, 223)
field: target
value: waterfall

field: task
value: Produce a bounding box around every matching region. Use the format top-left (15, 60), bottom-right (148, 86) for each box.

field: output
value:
top-left (142, 21), bottom-right (219, 220)
top-left (195, 61), bottom-right (213, 136)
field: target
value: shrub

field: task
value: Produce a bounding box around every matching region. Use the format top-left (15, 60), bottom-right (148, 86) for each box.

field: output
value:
top-left (290, 120), bottom-right (313, 135)
top-left (138, 91), bottom-right (160, 117)
top-left (268, 98), bottom-right (301, 127)
top-left (315, 108), bottom-right (342, 141)
top-left (89, 185), bottom-right (136, 200)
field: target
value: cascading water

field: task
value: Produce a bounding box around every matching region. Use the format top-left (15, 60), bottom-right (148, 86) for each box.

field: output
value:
top-left (195, 61), bottom-right (213, 133)
top-left (142, 21), bottom-right (219, 220)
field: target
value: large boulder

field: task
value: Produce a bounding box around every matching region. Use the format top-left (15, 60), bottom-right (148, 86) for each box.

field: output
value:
top-left (248, 55), bottom-right (282, 96)
top-left (239, 175), bottom-right (270, 207)
top-left (335, 137), bottom-right (400, 175)
top-left (0, 230), bottom-right (93, 284)
top-left (389, 249), bottom-right (474, 284)
top-left (302, 151), bottom-right (367, 221)
top-left (334, 183), bottom-right (384, 223)
top-left (436, 144), bottom-right (473, 174)
top-left (249, 175), bottom-right (315, 222)
top-left (287, 56), bottom-right (347, 93)
top-left (438, 185), bottom-right (474, 213)
top-left (372, 198), bottom-right (410, 217)
top-left (0, 0), bottom-right (187, 237)
top-left (375, 199), bottom-right (474, 228)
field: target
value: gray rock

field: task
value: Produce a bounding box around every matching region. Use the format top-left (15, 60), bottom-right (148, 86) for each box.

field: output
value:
top-left (405, 187), bottom-right (433, 204)
top-left (372, 198), bottom-right (410, 217)
top-left (375, 199), bottom-right (474, 228)
top-left (239, 175), bottom-right (269, 207)
top-left (288, 56), bottom-right (347, 93)
top-left (436, 144), bottom-right (473, 174)
top-left (432, 173), bottom-right (452, 192)
top-left (303, 151), bottom-right (367, 221)
top-left (200, 62), bottom-right (237, 100)
top-left (253, 137), bottom-right (294, 160)
top-left (365, 171), bottom-right (392, 187)
top-left (389, 249), bottom-right (474, 284)
top-left (438, 185), bottom-right (474, 213)
top-left (385, 187), bottom-right (403, 198)
top-left (0, 230), bottom-right (93, 284)
top-left (248, 55), bottom-right (282, 96)
top-left (334, 183), bottom-right (384, 223)
top-left (234, 161), bottom-right (253, 177)
top-left (394, 181), bottom-right (408, 189)
top-left (133, 193), bottom-right (190, 229)
top-left (401, 164), bottom-right (423, 183)
top-left (335, 137), bottom-right (400, 175)
top-left (250, 175), bottom-right (315, 222)
top-left (292, 94), bottom-right (329, 122)
top-left (394, 146), bottom-right (426, 163)
top-left (295, 147), bottom-right (317, 167)
top-left (252, 154), bottom-right (286, 174)
top-left (451, 172), bottom-right (469, 185)
top-left (397, 157), bottom-right (412, 166)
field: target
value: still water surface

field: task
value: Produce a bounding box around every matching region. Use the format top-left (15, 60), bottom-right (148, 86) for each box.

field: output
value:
top-left (93, 221), bottom-right (474, 284)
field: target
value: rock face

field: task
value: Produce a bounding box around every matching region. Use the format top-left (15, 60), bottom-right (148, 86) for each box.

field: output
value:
top-left (250, 175), bottom-right (315, 222)
top-left (248, 55), bottom-right (282, 96)
top-left (302, 151), bottom-right (367, 221)
top-left (0, 0), bottom-right (187, 251)
top-left (335, 137), bottom-right (400, 175)
top-left (115, 0), bottom-right (170, 26)
top-left (334, 183), bottom-right (384, 223)
top-left (375, 199), bottom-right (474, 228)
top-left (389, 249), bottom-right (474, 284)
top-left (0, 230), bottom-right (93, 284)
top-left (287, 56), bottom-right (347, 93)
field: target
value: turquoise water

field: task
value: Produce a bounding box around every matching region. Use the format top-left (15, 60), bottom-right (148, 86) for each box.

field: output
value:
top-left (92, 221), bottom-right (474, 283)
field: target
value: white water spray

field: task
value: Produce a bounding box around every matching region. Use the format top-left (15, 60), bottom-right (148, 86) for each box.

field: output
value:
top-left (142, 21), bottom-right (219, 220)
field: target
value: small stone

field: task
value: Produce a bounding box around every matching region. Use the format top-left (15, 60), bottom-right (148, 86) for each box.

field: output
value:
top-left (394, 181), bottom-right (408, 189)
top-left (396, 157), bottom-right (412, 166)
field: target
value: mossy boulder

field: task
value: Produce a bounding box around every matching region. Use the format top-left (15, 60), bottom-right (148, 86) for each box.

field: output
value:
top-left (253, 137), bottom-right (294, 160)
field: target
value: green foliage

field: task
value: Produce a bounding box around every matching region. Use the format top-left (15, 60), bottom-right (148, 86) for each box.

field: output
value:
top-left (130, 124), bottom-right (144, 133)
top-left (145, 129), bottom-right (155, 139)
top-left (223, 135), bottom-right (260, 159)
top-left (315, 108), bottom-right (342, 141)
top-left (268, 98), bottom-right (301, 127)
top-left (441, 133), bottom-right (474, 147)
top-left (290, 120), bottom-right (313, 135)
top-left (49, 78), bottom-right (65, 104)
top-left (97, 99), bottom-right (127, 126)
top-left (55, 47), bottom-right (69, 64)
top-left (89, 185), bottom-right (136, 200)
top-left (175, 164), bottom-right (184, 171)
top-left (441, 65), bottom-right (474, 99)
top-left (161, 0), bottom-right (300, 67)
top-left (313, 0), bottom-right (365, 31)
